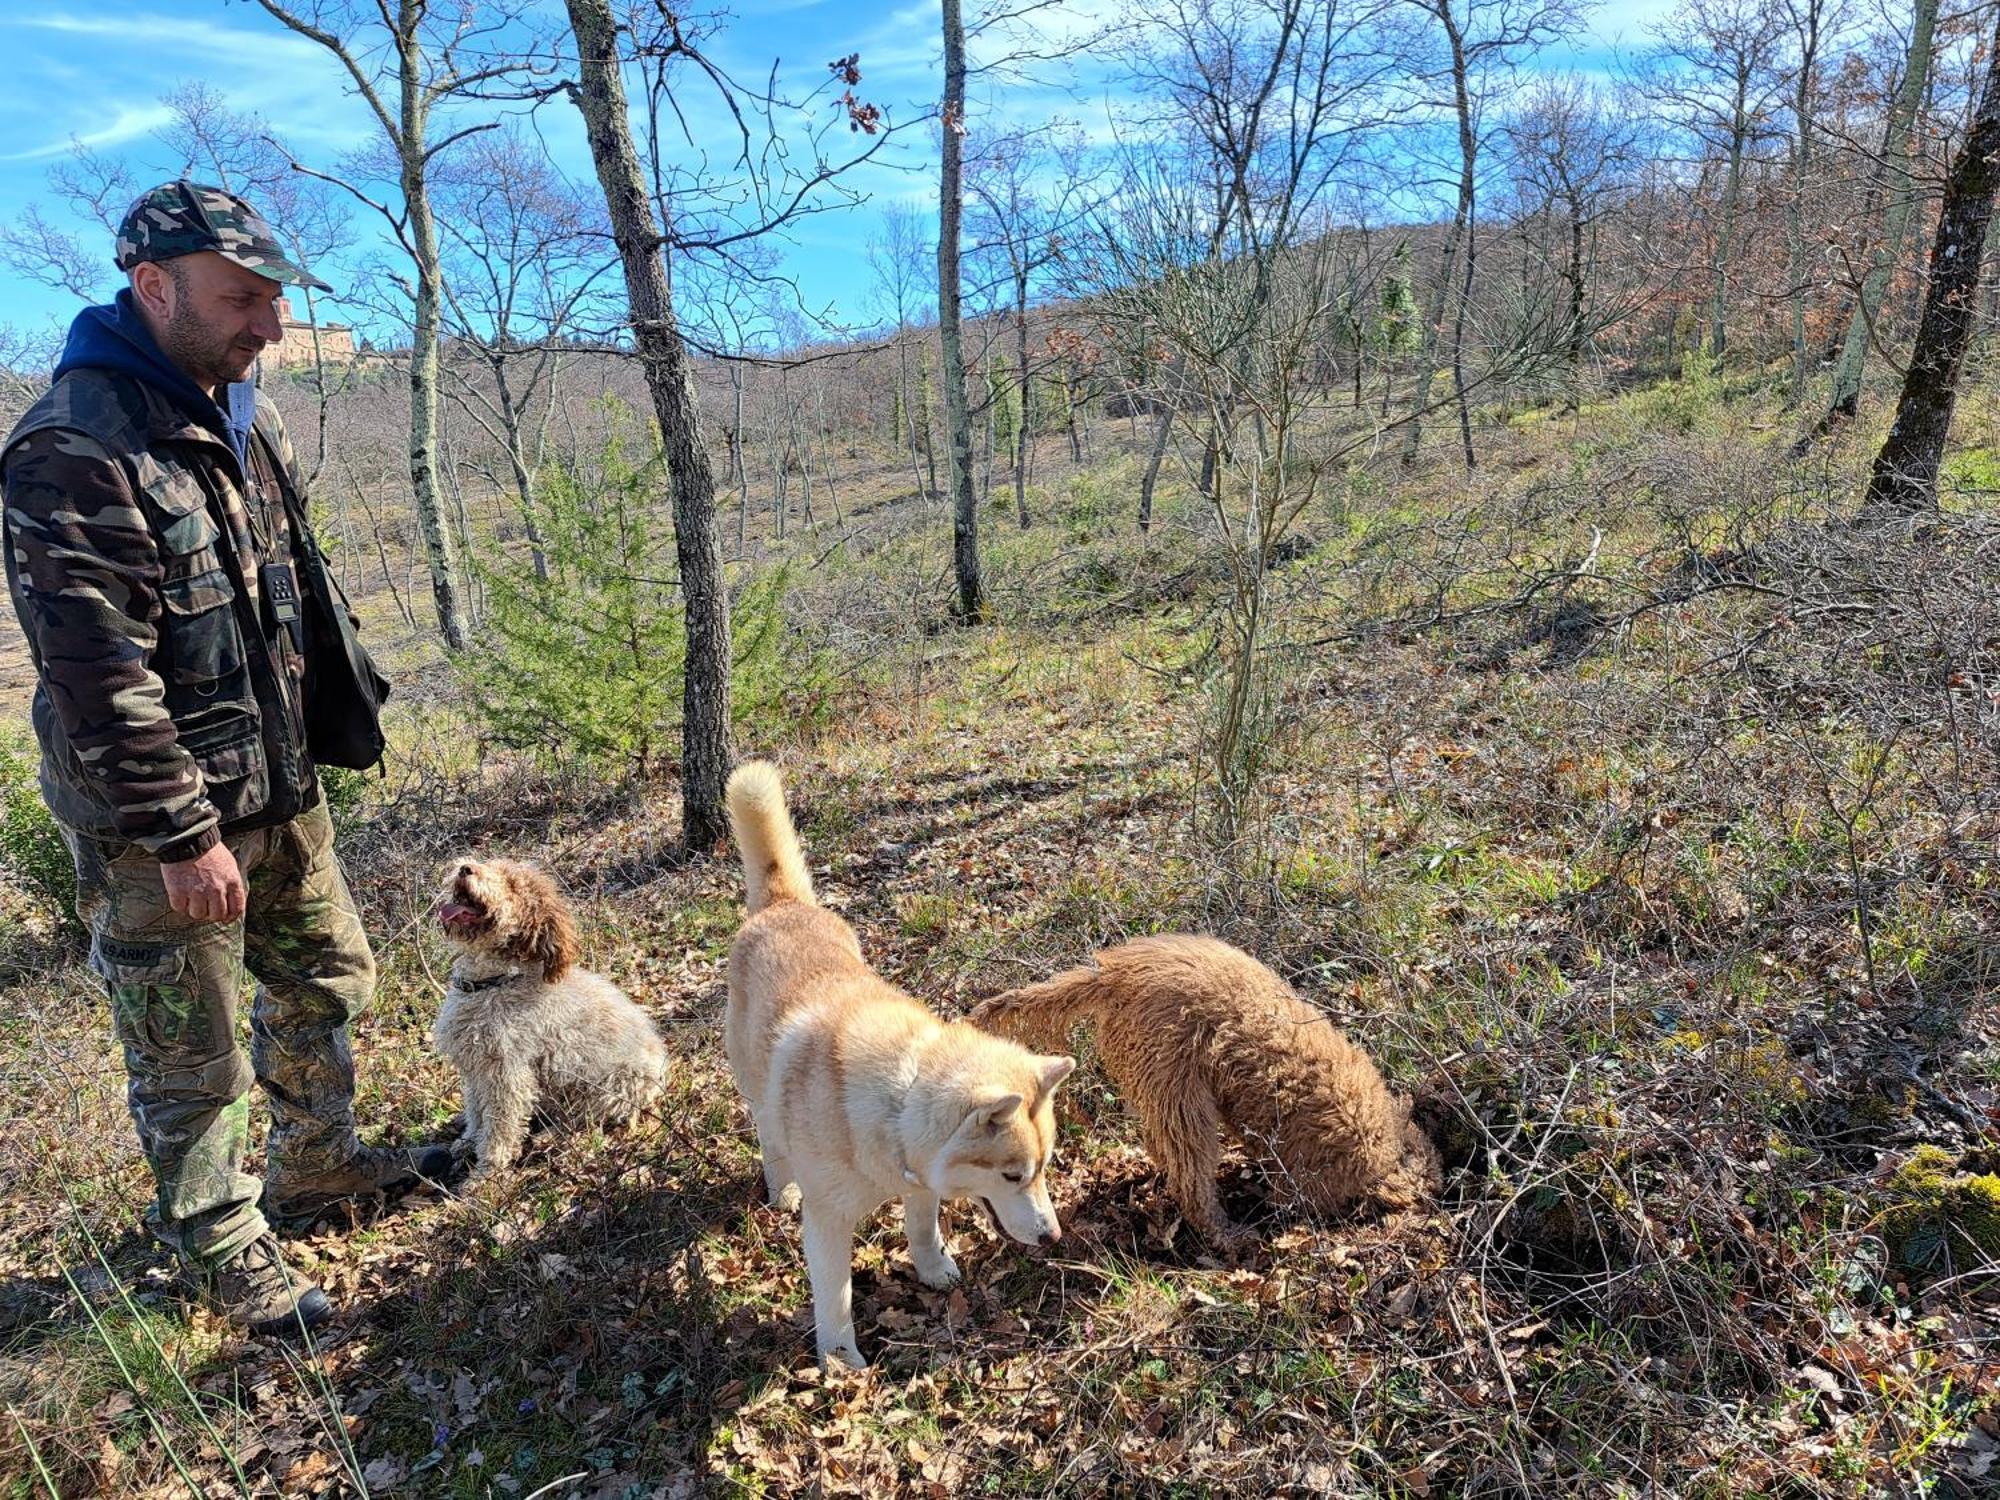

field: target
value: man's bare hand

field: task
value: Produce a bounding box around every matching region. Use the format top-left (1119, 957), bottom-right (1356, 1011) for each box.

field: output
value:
top-left (162, 843), bottom-right (245, 924)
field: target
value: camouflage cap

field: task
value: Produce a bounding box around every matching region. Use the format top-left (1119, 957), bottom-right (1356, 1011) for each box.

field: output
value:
top-left (114, 180), bottom-right (333, 293)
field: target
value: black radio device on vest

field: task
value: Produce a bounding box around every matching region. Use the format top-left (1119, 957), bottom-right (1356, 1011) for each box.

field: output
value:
top-left (260, 560), bottom-right (303, 652)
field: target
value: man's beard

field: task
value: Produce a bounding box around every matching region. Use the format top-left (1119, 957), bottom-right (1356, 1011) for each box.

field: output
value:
top-left (158, 303), bottom-right (260, 390)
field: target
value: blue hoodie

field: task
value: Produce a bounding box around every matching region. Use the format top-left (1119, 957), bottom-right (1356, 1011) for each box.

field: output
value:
top-left (54, 288), bottom-right (258, 469)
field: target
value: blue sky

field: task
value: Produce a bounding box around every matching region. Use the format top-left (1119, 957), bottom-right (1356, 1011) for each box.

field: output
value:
top-left (0, 0), bottom-right (1679, 348)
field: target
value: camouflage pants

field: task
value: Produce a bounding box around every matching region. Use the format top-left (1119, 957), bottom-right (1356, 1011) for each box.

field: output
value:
top-left (66, 799), bottom-right (375, 1267)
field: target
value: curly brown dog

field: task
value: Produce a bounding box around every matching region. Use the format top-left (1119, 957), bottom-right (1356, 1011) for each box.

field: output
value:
top-left (970, 935), bottom-right (1438, 1240)
top-left (432, 858), bottom-right (670, 1179)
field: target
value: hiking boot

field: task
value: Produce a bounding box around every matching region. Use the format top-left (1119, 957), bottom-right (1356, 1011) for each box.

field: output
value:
top-left (206, 1234), bottom-right (333, 1338)
top-left (264, 1143), bottom-right (462, 1225)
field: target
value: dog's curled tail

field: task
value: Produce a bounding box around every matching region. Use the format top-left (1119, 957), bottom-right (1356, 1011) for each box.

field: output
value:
top-left (726, 761), bottom-right (815, 914)
top-left (968, 962), bottom-right (1106, 1050)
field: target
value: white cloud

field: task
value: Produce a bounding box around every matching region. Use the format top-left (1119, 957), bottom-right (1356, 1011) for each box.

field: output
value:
top-left (1, 9), bottom-right (376, 159)
top-left (0, 104), bottom-right (176, 162)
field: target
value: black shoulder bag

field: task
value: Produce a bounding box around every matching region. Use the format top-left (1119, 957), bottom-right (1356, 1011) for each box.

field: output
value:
top-left (252, 424), bottom-right (392, 771)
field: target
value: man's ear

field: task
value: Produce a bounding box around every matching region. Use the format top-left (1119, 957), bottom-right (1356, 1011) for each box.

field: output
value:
top-left (130, 263), bottom-right (172, 320)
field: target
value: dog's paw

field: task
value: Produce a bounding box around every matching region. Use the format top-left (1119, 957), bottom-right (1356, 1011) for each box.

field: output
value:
top-left (461, 1163), bottom-right (512, 1201)
top-left (913, 1251), bottom-right (961, 1290)
top-left (769, 1183), bottom-right (802, 1214)
top-left (818, 1339), bottom-right (868, 1372)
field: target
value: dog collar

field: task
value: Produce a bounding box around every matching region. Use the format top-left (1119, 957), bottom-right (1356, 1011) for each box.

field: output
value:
top-left (455, 971), bottom-right (518, 993)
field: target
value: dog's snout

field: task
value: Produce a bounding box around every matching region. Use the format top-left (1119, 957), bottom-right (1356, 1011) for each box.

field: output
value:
top-left (1038, 1228), bottom-right (1059, 1248)
top-left (457, 863), bottom-right (473, 879)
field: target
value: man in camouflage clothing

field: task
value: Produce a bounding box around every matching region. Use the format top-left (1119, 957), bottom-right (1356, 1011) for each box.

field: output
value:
top-left (2, 182), bottom-right (451, 1337)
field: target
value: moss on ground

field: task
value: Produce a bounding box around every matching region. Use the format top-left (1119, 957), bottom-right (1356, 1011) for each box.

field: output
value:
top-left (1878, 1145), bottom-right (2000, 1273)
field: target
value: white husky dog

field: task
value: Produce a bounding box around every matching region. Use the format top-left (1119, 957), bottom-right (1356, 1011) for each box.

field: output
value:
top-left (723, 762), bottom-right (1076, 1369)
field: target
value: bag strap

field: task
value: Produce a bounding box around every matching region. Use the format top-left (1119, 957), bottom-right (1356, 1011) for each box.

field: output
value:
top-left (247, 420), bottom-right (362, 621)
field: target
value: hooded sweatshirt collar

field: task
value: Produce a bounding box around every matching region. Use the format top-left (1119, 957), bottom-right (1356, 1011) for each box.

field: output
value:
top-left (54, 289), bottom-right (257, 468)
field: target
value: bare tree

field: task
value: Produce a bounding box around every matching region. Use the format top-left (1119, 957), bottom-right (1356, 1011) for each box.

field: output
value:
top-left (1648, 0), bottom-right (1789, 367)
top-left (433, 128), bottom-right (615, 581)
top-left (0, 326), bottom-right (62, 430)
top-left (1778, 0), bottom-right (1850, 407)
top-left (246, 0), bottom-right (551, 652)
top-left (1398, 0), bottom-right (1580, 468)
top-left (1089, 0), bottom-right (1402, 832)
top-left (1504, 78), bottom-right (1640, 410)
top-left (1862, 1), bottom-right (2000, 515)
top-left (561, 0), bottom-right (732, 849)
top-left (0, 143), bottom-right (133, 301)
top-left (1820, 0), bottom-right (1940, 430)
top-left (678, 251), bottom-right (783, 556)
top-left (939, 0), bottom-right (987, 621)
top-left (966, 125), bottom-right (1096, 529)
top-left (1120, 0), bottom-right (1404, 512)
top-left (559, 3), bottom-right (892, 843)
top-left (866, 204), bottom-right (938, 506)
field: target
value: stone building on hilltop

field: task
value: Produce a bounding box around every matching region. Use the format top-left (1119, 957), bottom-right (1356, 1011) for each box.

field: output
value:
top-left (264, 297), bottom-right (357, 372)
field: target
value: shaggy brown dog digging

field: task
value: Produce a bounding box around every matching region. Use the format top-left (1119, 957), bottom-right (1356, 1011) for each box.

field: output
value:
top-left (432, 858), bottom-right (670, 1179)
top-left (972, 935), bottom-right (1438, 1241)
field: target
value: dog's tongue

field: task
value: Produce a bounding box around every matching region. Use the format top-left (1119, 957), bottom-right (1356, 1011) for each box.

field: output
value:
top-left (436, 901), bottom-right (476, 924)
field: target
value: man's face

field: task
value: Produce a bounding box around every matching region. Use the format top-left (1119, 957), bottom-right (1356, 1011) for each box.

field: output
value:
top-left (132, 252), bottom-right (286, 390)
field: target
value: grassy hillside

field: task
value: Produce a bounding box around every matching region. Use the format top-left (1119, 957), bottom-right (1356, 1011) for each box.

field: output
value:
top-left (2, 369), bottom-right (1997, 1498)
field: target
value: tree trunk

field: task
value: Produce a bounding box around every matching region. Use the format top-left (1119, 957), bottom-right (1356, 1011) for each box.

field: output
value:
top-left (1863, 7), bottom-right (2000, 516)
top-left (938, 0), bottom-right (986, 622)
top-left (917, 342), bottom-right (940, 501)
top-left (1014, 269), bottom-right (1032, 528)
top-left (1349, 313), bottom-right (1365, 410)
top-left (731, 361), bottom-right (749, 556)
top-left (769, 401), bottom-right (787, 542)
top-left (436, 394), bottom-right (479, 622)
top-left (1452, 215), bottom-right (1476, 470)
top-left (1401, 4), bottom-right (1474, 467)
top-left (1784, 0), bottom-right (1826, 409)
top-left (494, 365), bottom-right (549, 581)
top-left (897, 338), bottom-right (928, 505)
top-left (1137, 357), bottom-right (1178, 534)
top-left (397, 41), bottom-right (469, 651)
top-left (1710, 91), bottom-right (1750, 361)
top-left (812, 377), bottom-right (842, 525)
top-left (253, 0), bottom-right (468, 648)
top-left (1563, 196), bottom-right (1586, 413)
top-left (564, 0), bottom-right (732, 850)
top-left (1827, 0), bottom-right (1939, 426)
top-left (1785, 130), bottom-right (1811, 405)
top-left (785, 369), bottom-right (814, 529)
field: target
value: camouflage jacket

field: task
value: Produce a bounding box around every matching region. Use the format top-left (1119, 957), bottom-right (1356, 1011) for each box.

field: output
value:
top-left (2, 368), bottom-right (316, 860)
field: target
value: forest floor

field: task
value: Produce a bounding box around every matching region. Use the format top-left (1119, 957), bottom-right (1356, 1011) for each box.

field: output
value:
top-left (2, 368), bottom-right (1999, 1497)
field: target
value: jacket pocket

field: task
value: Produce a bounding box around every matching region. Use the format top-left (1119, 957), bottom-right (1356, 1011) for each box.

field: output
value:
top-left (159, 571), bottom-right (246, 684)
top-left (174, 700), bottom-right (262, 784)
top-left (146, 469), bottom-right (228, 581)
top-left (157, 500), bottom-right (221, 561)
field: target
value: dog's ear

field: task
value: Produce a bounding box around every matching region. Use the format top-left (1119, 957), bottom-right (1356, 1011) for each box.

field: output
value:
top-left (967, 1092), bottom-right (1024, 1133)
top-left (501, 865), bottom-right (581, 982)
top-left (1036, 1055), bottom-right (1076, 1097)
